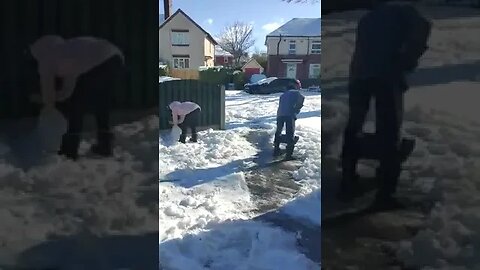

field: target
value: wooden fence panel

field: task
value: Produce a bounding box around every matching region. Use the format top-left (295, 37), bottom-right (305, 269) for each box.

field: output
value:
top-left (159, 80), bottom-right (225, 131)
top-left (0, 0), bottom-right (158, 119)
top-left (170, 69), bottom-right (200, 80)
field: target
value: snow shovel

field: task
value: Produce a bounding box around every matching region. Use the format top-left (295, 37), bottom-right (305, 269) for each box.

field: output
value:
top-left (169, 124), bottom-right (182, 143)
top-left (36, 106), bottom-right (67, 153)
top-left (358, 132), bottom-right (415, 163)
top-left (278, 134), bottom-right (300, 145)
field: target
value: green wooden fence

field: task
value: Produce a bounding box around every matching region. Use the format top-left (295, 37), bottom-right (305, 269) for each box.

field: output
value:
top-left (0, 0), bottom-right (158, 119)
top-left (159, 80), bottom-right (225, 131)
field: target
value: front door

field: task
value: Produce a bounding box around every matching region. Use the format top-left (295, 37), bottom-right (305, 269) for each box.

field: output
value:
top-left (286, 63), bottom-right (297, 79)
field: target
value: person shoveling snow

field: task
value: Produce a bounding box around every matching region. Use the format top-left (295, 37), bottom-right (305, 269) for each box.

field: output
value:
top-left (338, 1), bottom-right (431, 210)
top-left (274, 82), bottom-right (305, 160)
top-left (29, 35), bottom-right (125, 160)
top-left (168, 101), bottom-right (201, 143)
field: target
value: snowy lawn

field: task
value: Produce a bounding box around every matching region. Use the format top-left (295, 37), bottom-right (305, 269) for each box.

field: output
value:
top-left (159, 90), bottom-right (321, 269)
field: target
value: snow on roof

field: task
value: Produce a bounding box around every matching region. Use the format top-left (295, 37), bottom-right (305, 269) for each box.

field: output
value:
top-left (266, 18), bottom-right (321, 37)
top-left (215, 47), bottom-right (233, 56)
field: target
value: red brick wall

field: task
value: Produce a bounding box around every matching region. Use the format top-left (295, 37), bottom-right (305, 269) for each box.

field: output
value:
top-left (267, 54), bottom-right (320, 80)
top-left (215, 55), bottom-right (234, 66)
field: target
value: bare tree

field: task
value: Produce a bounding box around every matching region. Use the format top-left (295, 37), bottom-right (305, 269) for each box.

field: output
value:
top-left (217, 22), bottom-right (256, 67)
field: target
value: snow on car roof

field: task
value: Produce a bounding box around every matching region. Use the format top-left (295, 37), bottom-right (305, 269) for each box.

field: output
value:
top-left (257, 77), bottom-right (278, 84)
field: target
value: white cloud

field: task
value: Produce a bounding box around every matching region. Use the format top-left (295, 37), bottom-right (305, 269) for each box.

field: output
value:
top-left (207, 18), bottom-right (214, 25)
top-left (262, 22), bottom-right (281, 32)
top-left (261, 18), bottom-right (285, 32)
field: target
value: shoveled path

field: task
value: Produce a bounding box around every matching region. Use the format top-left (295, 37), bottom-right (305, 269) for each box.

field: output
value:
top-left (244, 129), bottom-right (321, 265)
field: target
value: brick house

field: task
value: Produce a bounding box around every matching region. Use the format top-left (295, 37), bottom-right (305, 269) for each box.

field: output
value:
top-left (265, 18), bottom-right (320, 80)
top-left (214, 47), bottom-right (234, 67)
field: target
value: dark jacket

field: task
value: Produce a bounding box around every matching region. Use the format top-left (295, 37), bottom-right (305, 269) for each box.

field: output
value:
top-left (277, 90), bottom-right (305, 117)
top-left (349, 3), bottom-right (431, 89)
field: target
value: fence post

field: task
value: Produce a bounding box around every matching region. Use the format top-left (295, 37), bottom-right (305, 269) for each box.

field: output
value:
top-left (219, 84), bottom-right (226, 130)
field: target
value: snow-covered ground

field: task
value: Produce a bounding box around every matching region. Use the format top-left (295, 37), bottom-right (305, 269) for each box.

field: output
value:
top-left (159, 90), bottom-right (321, 269)
top-left (0, 115), bottom-right (159, 268)
top-left (322, 5), bottom-right (480, 269)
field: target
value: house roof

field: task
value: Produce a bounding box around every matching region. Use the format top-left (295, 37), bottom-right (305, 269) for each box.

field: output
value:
top-left (266, 18), bottom-right (321, 38)
top-left (242, 58), bottom-right (263, 70)
top-left (159, 9), bottom-right (218, 45)
top-left (215, 47), bottom-right (233, 57)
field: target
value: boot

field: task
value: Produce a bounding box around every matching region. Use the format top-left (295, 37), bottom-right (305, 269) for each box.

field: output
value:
top-left (285, 144), bottom-right (295, 160)
top-left (189, 133), bottom-right (198, 143)
top-left (90, 131), bottom-right (114, 157)
top-left (399, 138), bottom-right (415, 162)
top-left (337, 166), bottom-right (365, 203)
top-left (273, 143), bottom-right (281, 157)
top-left (178, 134), bottom-right (186, 144)
top-left (58, 133), bottom-right (81, 160)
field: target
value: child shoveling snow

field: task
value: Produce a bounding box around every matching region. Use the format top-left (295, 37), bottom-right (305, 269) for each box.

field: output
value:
top-left (168, 101), bottom-right (201, 144)
top-left (30, 35), bottom-right (126, 160)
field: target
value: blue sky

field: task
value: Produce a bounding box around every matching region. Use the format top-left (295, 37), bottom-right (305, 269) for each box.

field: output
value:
top-left (160, 0), bottom-right (320, 52)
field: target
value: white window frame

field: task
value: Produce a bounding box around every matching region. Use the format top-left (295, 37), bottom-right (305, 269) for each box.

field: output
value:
top-left (311, 40), bottom-right (321, 54)
top-left (288, 40), bottom-right (296, 55)
top-left (171, 31), bottom-right (189, 46)
top-left (173, 57), bottom-right (190, 69)
top-left (309, 64), bottom-right (320, 78)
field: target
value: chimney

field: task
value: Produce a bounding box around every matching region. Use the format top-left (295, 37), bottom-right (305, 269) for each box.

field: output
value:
top-left (164, 0), bottom-right (172, 18)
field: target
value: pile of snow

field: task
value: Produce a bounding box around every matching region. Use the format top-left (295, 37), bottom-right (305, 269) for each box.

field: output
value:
top-left (161, 220), bottom-right (318, 270)
top-left (198, 66), bottom-right (224, 71)
top-left (159, 76), bottom-right (181, 83)
top-left (159, 128), bottom-right (258, 242)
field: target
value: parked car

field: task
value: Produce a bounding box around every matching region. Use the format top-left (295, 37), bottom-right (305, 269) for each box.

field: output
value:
top-left (244, 77), bottom-right (302, 94)
top-left (308, 85), bottom-right (321, 92)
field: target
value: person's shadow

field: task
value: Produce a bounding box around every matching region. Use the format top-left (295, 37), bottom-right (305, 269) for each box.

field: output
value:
top-left (163, 159), bottom-right (250, 188)
top-left (15, 232), bottom-right (158, 270)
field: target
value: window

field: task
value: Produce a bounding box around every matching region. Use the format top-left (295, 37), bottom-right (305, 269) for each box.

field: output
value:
top-left (171, 31), bottom-right (189, 46)
top-left (288, 40), bottom-right (296, 55)
top-left (309, 64), bottom-right (320, 78)
top-left (224, 57), bottom-right (228, 64)
top-left (311, 40), bottom-right (321, 54)
top-left (173, 57), bottom-right (190, 69)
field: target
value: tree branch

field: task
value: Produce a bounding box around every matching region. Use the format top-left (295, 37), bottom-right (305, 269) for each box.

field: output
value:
top-left (216, 21), bottom-right (256, 67)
